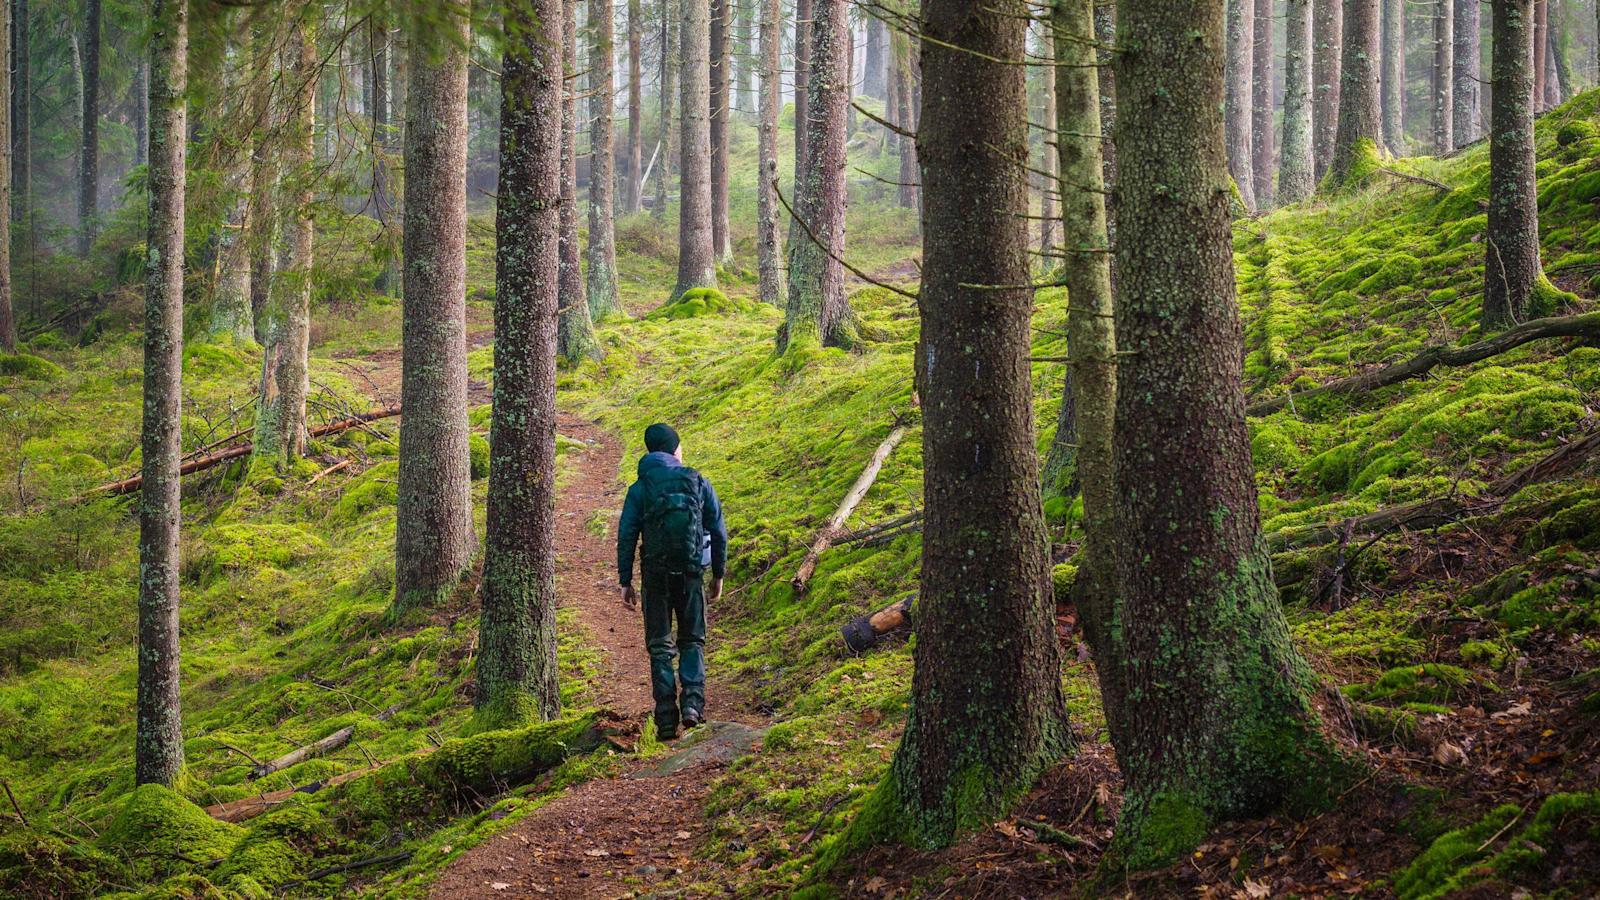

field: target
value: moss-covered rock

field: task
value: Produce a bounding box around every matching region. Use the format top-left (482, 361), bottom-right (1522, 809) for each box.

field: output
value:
top-left (213, 800), bottom-right (340, 898)
top-left (0, 353), bottom-right (65, 380)
top-left (98, 784), bottom-right (244, 882)
top-left (1394, 792), bottom-right (1600, 899)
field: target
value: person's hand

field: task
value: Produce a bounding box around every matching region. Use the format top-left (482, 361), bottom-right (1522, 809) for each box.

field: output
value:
top-left (621, 585), bottom-right (638, 608)
top-left (708, 577), bottom-right (723, 602)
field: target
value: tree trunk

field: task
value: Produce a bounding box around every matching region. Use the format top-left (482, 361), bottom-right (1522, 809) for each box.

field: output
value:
top-left (560, 0), bottom-right (603, 362)
top-left (1280, 0), bottom-right (1317, 202)
top-left (0, 0), bottom-right (11, 354)
top-left (870, 0), bottom-right (1068, 848)
top-left (884, 23), bottom-right (899, 153)
top-left (625, 0), bottom-right (643, 213)
top-left (1433, 0), bottom-right (1454, 152)
top-left (136, 0), bottom-right (187, 789)
top-left (252, 14), bottom-right (315, 465)
top-left (655, 0), bottom-right (677, 219)
top-left (710, 0), bottom-right (733, 264)
top-left (1453, 0), bottom-right (1480, 145)
top-left (209, 62), bottom-right (254, 345)
top-left (394, 0), bottom-right (476, 617)
top-left (864, 14), bottom-right (886, 99)
top-left (674, 0), bottom-right (718, 297)
top-left (1532, 0), bottom-right (1546, 109)
top-left (1225, 0), bottom-right (1256, 210)
top-left (1095, 2), bottom-right (1117, 234)
top-left (756, 0), bottom-right (783, 305)
top-left (1546, 1), bottom-right (1568, 106)
top-left (12, 0), bottom-right (28, 232)
top-left (1484, 0), bottom-right (1542, 329)
top-left (1329, 0), bottom-right (1380, 184)
top-left (1313, 0), bottom-right (1342, 179)
top-left (1049, 0), bottom-right (1116, 688)
top-left (588, 0), bottom-right (622, 317)
top-left (1104, 0), bottom-right (1334, 865)
top-left (781, 0), bottom-right (851, 349)
top-left (735, 0), bottom-right (754, 112)
top-left (1036, 22), bottom-right (1056, 263)
top-left (370, 10), bottom-right (398, 296)
top-left (476, 0), bottom-right (565, 731)
top-left (894, 34), bottom-right (918, 214)
top-left (1251, 0), bottom-right (1274, 209)
top-left (1380, 0), bottom-right (1403, 154)
top-left (793, 0), bottom-right (812, 173)
top-left (76, 0), bottom-right (99, 254)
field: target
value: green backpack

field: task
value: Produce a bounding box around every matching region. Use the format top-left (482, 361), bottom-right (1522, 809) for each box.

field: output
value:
top-left (640, 465), bottom-right (707, 575)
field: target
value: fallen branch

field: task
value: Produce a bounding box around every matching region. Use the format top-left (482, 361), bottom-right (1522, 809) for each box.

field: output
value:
top-left (2, 777), bottom-right (28, 827)
top-left (248, 704), bottom-right (400, 781)
top-left (836, 510), bottom-right (924, 547)
top-left (1377, 166), bottom-right (1452, 192)
top-left (294, 850), bottom-right (414, 885)
top-left (205, 766), bottom-right (380, 824)
top-left (308, 459), bottom-right (351, 485)
top-left (1248, 312), bottom-right (1600, 416)
top-left (1269, 428), bottom-right (1600, 553)
top-left (793, 425), bottom-right (910, 591)
top-left (88, 405), bottom-right (401, 496)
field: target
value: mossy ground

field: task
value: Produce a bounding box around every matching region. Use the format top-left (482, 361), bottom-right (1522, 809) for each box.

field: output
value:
top-left (4, 84), bottom-right (1600, 899)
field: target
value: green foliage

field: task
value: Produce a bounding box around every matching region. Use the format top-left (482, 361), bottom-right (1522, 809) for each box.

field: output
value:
top-left (469, 432), bottom-right (491, 480)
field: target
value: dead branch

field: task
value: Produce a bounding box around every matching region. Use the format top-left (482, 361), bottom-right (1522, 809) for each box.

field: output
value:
top-left (836, 510), bottom-right (924, 547)
top-left (204, 765), bottom-right (381, 824)
top-left (1377, 166), bottom-right (1452, 192)
top-left (248, 704), bottom-right (400, 781)
top-left (1248, 312), bottom-right (1600, 417)
top-left (793, 425), bottom-right (910, 591)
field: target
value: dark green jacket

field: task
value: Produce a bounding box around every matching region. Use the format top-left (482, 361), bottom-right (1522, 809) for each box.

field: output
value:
top-left (617, 451), bottom-right (727, 586)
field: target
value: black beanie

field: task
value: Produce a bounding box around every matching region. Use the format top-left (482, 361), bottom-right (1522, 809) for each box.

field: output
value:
top-left (644, 423), bottom-right (680, 453)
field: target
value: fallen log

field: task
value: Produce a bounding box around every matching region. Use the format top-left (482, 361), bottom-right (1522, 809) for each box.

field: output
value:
top-left (1247, 311), bottom-right (1600, 417)
top-left (90, 405), bottom-right (401, 496)
top-left (792, 424), bottom-right (909, 591)
top-left (248, 703), bottom-right (400, 781)
top-left (205, 765), bottom-right (381, 823)
top-left (841, 595), bottom-right (915, 653)
top-left (1269, 428), bottom-right (1600, 553)
top-left (836, 510), bottom-right (923, 548)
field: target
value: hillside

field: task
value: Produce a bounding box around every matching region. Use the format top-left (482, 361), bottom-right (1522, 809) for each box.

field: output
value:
top-left (3, 81), bottom-right (1600, 900)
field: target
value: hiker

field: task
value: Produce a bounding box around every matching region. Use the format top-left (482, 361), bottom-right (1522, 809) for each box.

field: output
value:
top-left (617, 423), bottom-right (727, 739)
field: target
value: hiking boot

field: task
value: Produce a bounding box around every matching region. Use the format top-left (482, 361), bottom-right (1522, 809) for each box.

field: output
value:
top-left (656, 724), bottom-right (678, 741)
top-left (681, 708), bottom-right (705, 730)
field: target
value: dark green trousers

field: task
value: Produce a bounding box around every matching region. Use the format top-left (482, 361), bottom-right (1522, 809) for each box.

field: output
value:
top-left (641, 569), bottom-right (706, 732)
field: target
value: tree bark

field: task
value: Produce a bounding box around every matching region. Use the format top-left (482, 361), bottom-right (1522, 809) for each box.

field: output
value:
top-left (0, 0), bottom-right (9, 354)
top-left (1105, 0), bottom-right (1335, 865)
top-left (1433, 0), bottom-right (1454, 153)
top-left (209, 61), bottom-right (254, 345)
top-left (1226, 0), bottom-right (1257, 210)
top-left (710, 0), bottom-right (733, 264)
top-left (1484, 0), bottom-right (1542, 330)
top-left (1532, 0), bottom-right (1546, 109)
top-left (588, 0), bottom-right (622, 317)
top-left (394, 0), bottom-right (476, 617)
top-left (1380, 0), bottom-right (1403, 154)
top-left (674, 0), bottom-right (718, 297)
top-left (11, 0), bottom-right (27, 234)
top-left (370, 10), bottom-right (397, 296)
top-left (1280, 0), bottom-right (1316, 202)
top-left (1546, 1), bottom-right (1568, 107)
top-left (1329, 0), bottom-right (1380, 184)
top-left (756, 0), bottom-right (783, 305)
top-left (864, 14), bottom-right (886, 99)
top-left (894, 32), bottom-right (918, 214)
top-left (655, 0), bottom-right (677, 219)
top-left (1037, 21), bottom-right (1056, 263)
top-left (782, 0), bottom-right (852, 349)
top-left (1251, 0), bottom-right (1275, 209)
top-left (252, 14), bottom-right (315, 465)
top-left (871, 0), bottom-right (1068, 848)
top-left (735, 0), bottom-right (754, 111)
top-left (76, 0), bottom-right (99, 254)
top-left (477, 0), bottom-right (565, 730)
top-left (794, 0), bottom-right (812, 171)
top-left (625, 0), bottom-right (643, 212)
top-left (1453, 0), bottom-right (1480, 145)
top-left (136, 0), bottom-right (187, 789)
top-left (1313, 0), bottom-right (1342, 179)
top-left (560, 0), bottom-right (603, 362)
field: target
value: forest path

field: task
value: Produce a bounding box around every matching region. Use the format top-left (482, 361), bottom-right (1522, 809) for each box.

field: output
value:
top-left (341, 334), bottom-right (766, 897)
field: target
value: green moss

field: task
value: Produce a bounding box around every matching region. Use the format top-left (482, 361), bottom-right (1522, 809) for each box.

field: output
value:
top-left (1458, 640), bottom-right (1510, 669)
top-left (1355, 253), bottom-right (1421, 294)
top-left (99, 784), bottom-right (244, 881)
top-left (1395, 792), bottom-right (1600, 899)
top-left (213, 800), bottom-right (339, 896)
top-left (469, 432), bottom-right (491, 480)
top-left (196, 523), bottom-right (326, 576)
top-left (0, 352), bottom-right (65, 380)
top-left (1110, 791), bottom-right (1211, 870)
top-left (0, 831), bottom-right (127, 898)
top-left (1345, 663), bottom-right (1475, 704)
top-left (648, 287), bottom-right (755, 320)
top-left (332, 461), bottom-right (399, 523)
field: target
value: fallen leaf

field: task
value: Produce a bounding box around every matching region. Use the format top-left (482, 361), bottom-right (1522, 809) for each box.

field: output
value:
top-left (675, 830), bottom-right (692, 840)
top-left (1433, 740), bottom-right (1468, 766)
top-left (585, 849), bottom-right (610, 857)
top-left (863, 876), bottom-right (887, 893)
top-left (490, 883), bottom-right (511, 891)
top-left (1241, 877), bottom-right (1272, 899)
top-left (1491, 700), bottom-right (1533, 719)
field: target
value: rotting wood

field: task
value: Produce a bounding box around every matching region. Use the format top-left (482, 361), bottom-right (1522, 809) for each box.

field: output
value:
top-left (841, 594), bottom-right (914, 653)
top-left (88, 405), bottom-right (401, 496)
top-left (792, 424), bottom-right (909, 591)
top-left (247, 704), bottom-right (400, 781)
top-left (205, 764), bottom-right (383, 823)
top-left (1247, 312), bottom-right (1600, 416)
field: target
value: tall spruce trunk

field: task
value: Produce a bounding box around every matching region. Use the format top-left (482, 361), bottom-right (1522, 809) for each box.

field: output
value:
top-left (781, 0), bottom-right (851, 349)
top-left (1095, 3), bottom-right (1116, 233)
top-left (735, 0), bottom-right (754, 110)
top-left (674, 0), bottom-right (717, 297)
top-left (252, 15), bottom-right (315, 465)
top-left (864, 15), bottom-right (886, 99)
top-left (1532, 0), bottom-right (1546, 108)
top-left (246, 36), bottom-right (279, 341)
top-left (655, 0), bottom-right (678, 219)
top-left (475, 0), bottom-right (565, 730)
top-left (136, 0), bottom-right (187, 788)
top-left (625, 0), bottom-right (643, 212)
top-left (894, 35), bottom-right (918, 214)
top-left (756, 0), bottom-right (783, 306)
top-left (1046, 0), bottom-right (1116, 689)
top-left (209, 50), bottom-right (254, 345)
top-left (710, 0), bottom-right (733, 263)
top-left (1453, 0), bottom-right (1480, 145)
top-left (1484, 0), bottom-right (1542, 329)
top-left (1251, 0), bottom-right (1274, 209)
top-left (1433, 0), bottom-right (1453, 152)
top-left (588, 0), bottom-right (622, 317)
top-left (76, 0), bottom-right (99, 254)
top-left (884, 25), bottom-right (899, 153)
top-left (0, 0), bottom-right (11, 354)
top-left (371, 10), bottom-right (398, 295)
top-left (793, 0), bottom-right (812, 172)
top-left (1546, 3), bottom-right (1568, 106)
top-left (1329, 0), bottom-right (1380, 184)
top-left (1380, 0), bottom-right (1403, 154)
top-left (394, 0), bottom-right (476, 617)
top-left (560, 0), bottom-right (603, 362)
top-left (1313, 0), bottom-right (1342, 179)
top-left (12, 0), bottom-right (27, 230)
top-left (1225, 0), bottom-right (1256, 210)
top-left (1105, 0), bottom-right (1336, 866)
top-left (865, 0), bottom-right (1068, 848)
top-left (1036, 22), bottom-right (1056, 263)
top-left (1280, 0), bottom-right (1316, 202)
